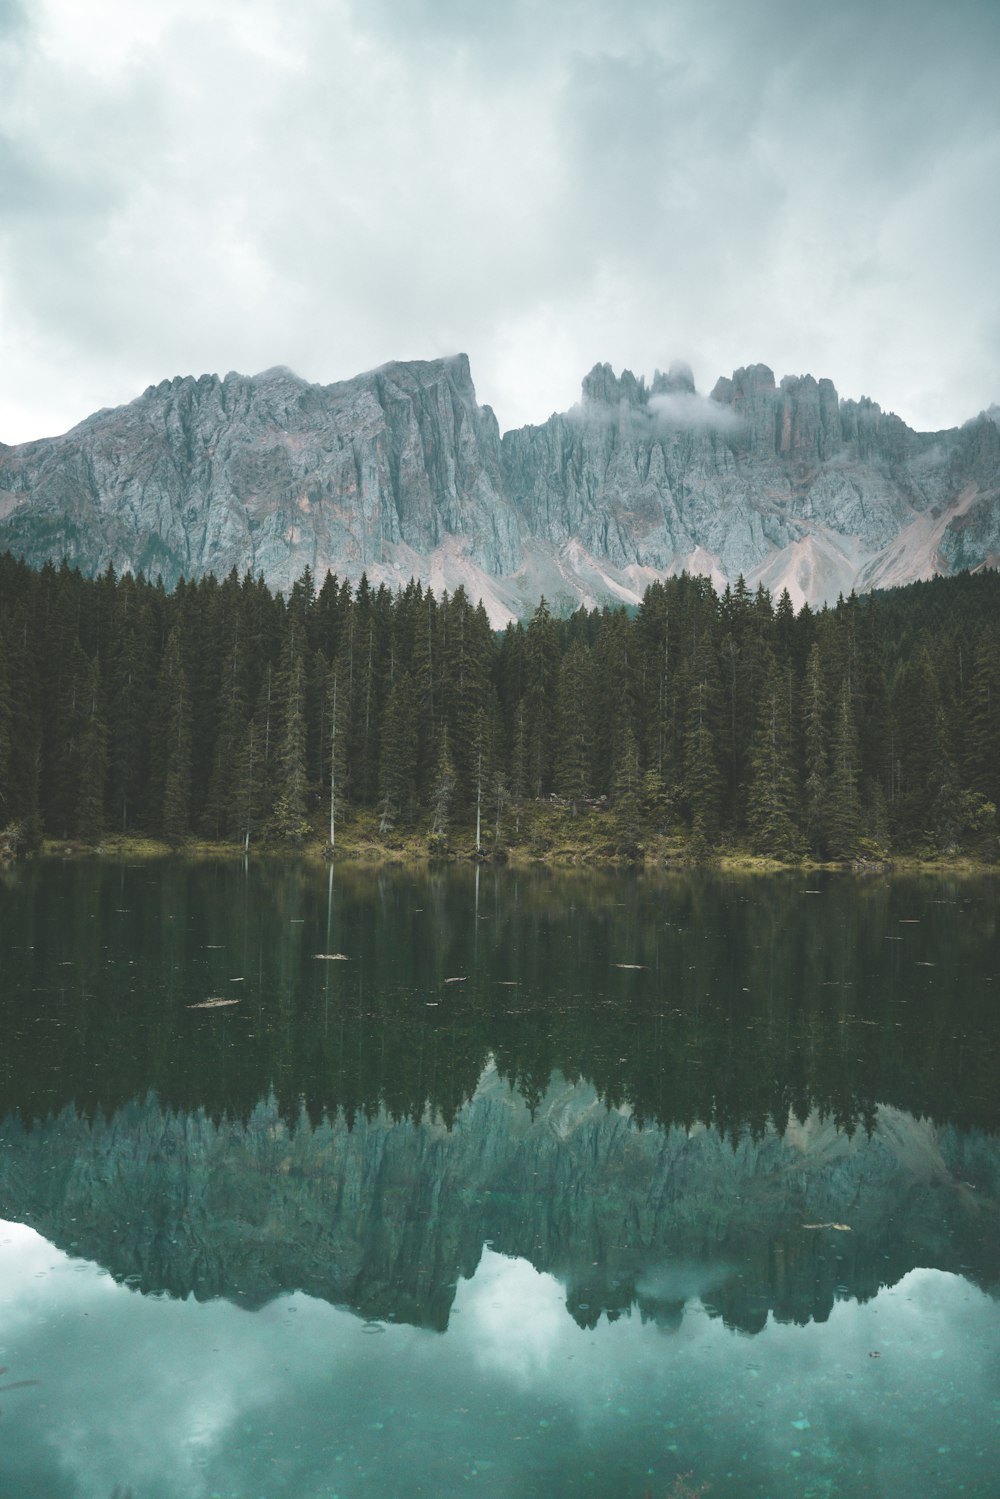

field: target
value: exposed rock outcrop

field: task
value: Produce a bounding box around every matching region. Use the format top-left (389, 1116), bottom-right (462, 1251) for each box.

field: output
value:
top-left (1, 353), bottom-right (997, 622)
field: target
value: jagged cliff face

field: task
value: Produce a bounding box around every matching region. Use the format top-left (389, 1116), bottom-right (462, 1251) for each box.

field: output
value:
top-left (1, 354), bottom-right (998, 621)
top-left (0, 356), bottom-right (520, 598)
top-left (501, 361), bottom-right (1000, 610)
top-left (1, 1070), bottom-right (996, 1337)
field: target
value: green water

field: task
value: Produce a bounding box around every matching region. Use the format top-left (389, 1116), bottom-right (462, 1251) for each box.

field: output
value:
top-left (1, 860), bottom-right (998, 1499)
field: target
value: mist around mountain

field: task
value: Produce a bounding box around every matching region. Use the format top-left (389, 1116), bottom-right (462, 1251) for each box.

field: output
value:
top-left (1, 353), bottom-right (998, 623)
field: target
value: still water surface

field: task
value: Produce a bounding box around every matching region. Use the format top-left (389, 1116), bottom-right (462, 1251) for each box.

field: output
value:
top-left (0, 860), bottom-right (998, 1498)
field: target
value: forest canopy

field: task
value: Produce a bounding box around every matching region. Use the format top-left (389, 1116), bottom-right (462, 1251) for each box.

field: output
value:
top-left (0, 553), bottom-right (997, 862)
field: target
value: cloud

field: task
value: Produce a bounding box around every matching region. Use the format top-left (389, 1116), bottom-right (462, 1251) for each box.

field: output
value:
top-left (649, 391), bottom-right (742, 431)
top-left (0, 0), bottom-right (25, 38)
top-left (0, 0), bottom-right (998, 443)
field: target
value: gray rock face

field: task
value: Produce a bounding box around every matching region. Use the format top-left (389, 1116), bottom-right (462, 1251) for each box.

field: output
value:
top-left (1, 354), bottom-right (998, 621)
top-left (0, 355), bottom-right (518, 592)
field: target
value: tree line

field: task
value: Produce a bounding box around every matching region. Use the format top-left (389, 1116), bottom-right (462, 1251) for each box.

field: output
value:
top-left (0, 551), bottom-right (997, 859)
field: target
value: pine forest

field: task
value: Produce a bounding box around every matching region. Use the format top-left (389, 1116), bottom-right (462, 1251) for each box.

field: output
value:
top-left (1, 551), bottom-right (998, 864)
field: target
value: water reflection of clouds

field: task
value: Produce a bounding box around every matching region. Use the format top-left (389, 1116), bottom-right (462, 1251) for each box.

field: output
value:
top-left (462, 1249), bottom-right (567, 1383)
top-left (2, 1223), bottom-right (997, 1499)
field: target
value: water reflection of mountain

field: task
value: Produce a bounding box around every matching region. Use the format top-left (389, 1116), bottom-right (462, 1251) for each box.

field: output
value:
top-left (1, 1072), bottom-right (997, 1336)
top-left (2, 860), bottom-right (998, 1333)
top-left (2, 861), bottom-right (998, 1138)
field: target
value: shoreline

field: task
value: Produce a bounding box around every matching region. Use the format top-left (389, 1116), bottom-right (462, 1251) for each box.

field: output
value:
top-left (32, 817), bottom-right (998, 877)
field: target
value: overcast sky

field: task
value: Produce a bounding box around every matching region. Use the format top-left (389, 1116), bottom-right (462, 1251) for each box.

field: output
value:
top-left (1, 0), bottom-right (998, 444)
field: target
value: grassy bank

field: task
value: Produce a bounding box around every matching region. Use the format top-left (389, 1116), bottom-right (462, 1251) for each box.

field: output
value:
top-left (37, 801), bottom-right (998, 875)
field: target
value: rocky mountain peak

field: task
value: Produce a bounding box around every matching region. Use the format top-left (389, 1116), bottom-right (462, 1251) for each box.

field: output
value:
top-left (1, 350), bottom-right (997, 620)
top-left (651, 360), bottom-right (696, 395)
top-left (581, 362), bottom-right (647, 407)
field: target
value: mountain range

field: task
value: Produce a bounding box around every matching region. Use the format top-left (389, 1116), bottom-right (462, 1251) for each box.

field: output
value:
top-left (1, 353), bottom-right (998, 623)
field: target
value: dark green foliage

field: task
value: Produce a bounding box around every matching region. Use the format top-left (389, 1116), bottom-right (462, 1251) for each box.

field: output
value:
top-left (0, 547), bottom-right (997, 861)
top-left (801, 644), bottom-right (828, 856)
top-left (271, 632), bottom-right (309, 842)
top-left (379, 670), bottom-right (418, 832)
top-left (326, 656), bottom-right (350, 848)
top-left (156, 627), bottom-right (192, 844)
top-left (554, 641), bottom-right (593, 810)
top-left (746, 661), bottom-right (801, 857)
top-left (430, 726), bottom-right (456, 841)
top-left (826, 685), bottom-right (861, 858)
top-left (681, 632), bottom-right (723, 845)
top-left (612, 723), bottom-right (642, 853)
top-left (76, 652), bottom-right (109, 843)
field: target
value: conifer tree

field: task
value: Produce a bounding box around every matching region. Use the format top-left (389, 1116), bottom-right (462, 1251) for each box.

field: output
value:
top-left (379, 670), bottom-right (418, 832)
top-left (326, 656), bottom-right (350, 849)
top-left (2, 606), bottom-right (43, 844)
top-left (76, 653), bottom-right (109, 843)
top-left (554, 641), bottom-right (593, 812)
top-left (158, 626), bottom-right (192, 843)
top-left (593, 608), bottom-right (633, 796)
top-left (612, 723), bottom-right (642, 852)
top-left (509, 699), bottom-right (528, 837)
top-left (826, 683), bottom-right (861, 858)
top-left (202, 607), bottom-right (247, 839)
top-left (469, 696), bottom-right (499, 853)
top-left (746, 661), bottom-right (801, 857)
top-left (966, 632), bottom-right (1000, 807)
top-left (272, 644), bottom-right (309, 842)
top-left (681, 634), bottom-right (722, 847)
top-left (0, 631), bottom-right (14, 829)
top-left (108, 580), bottom-right (155, 832)
top-left (49, 639), bottom-right (89, 838)
top-left (523, 598), bottom-right (559, 796)
top-left (429, 725), bottom-right (456, 843)
top-left (801, 644), bottom-right (829, 856)
top-left (236, 667), bottom-right (275, 852)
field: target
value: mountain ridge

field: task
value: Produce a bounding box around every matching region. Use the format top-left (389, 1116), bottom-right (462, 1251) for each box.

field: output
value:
top-left (1, 352), bottom-right (997, 624)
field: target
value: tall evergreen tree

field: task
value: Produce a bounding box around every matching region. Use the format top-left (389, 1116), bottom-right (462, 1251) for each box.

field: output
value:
top-left (157, 626), bottom-right (193, 843)
top-left (429, 725), bottom-right (457, 843)
top-left (379, 670), bottom-right (418, 832)
top-left (826, 683), bottom-right (861, 858)
top-left (554, 641), bottom-right (593, 812)
top-left (681, 633), bottom-right (722, 847)
top-left (76, 652), bottom-right (109, 843)
top-left (271, 639), bottom-right (309, 842)
top-left (326, 655), bottom-right (351, 849)
top-left (522, 598), bottom-right (559, 796)
top-left (612, 722), bottom-right (642, 852)
top-left (746, 660), bottom-right (801, 857)
top-left (801, 644), bottom-right (829, 856)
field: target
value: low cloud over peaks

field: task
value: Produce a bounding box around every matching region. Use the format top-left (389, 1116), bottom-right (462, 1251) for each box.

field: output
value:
top-left (648, 391), bottom-right (743, 431)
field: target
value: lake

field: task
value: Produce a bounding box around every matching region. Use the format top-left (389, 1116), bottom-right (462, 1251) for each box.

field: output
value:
top-left (1, 858), bottom-right (998, 1499)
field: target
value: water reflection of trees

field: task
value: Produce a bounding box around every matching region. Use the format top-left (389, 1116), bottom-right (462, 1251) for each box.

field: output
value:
top-left (2, 861), bottom-right (997, 1137)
